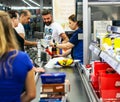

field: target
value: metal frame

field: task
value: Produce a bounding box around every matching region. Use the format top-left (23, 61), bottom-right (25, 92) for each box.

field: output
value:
top-left (80, 1), bottom-right (120, 64)
top-left (76, 62), bottom-right (100, 102)
top-left (83, 0), bottom-right (91, 65)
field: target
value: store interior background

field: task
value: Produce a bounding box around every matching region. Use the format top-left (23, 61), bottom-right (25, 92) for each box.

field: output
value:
top-left (0, 0), bottom-right (120, 64)
top-left (1, 1), bottom-right (120, 102)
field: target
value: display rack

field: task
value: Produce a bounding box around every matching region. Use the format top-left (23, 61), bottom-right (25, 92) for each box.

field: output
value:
top-left (89, 25), bottom-right (120, 74)
top-left (89, 42), bottom-right (120, 74)
top-left (107, 25), bottom-right (120, 34)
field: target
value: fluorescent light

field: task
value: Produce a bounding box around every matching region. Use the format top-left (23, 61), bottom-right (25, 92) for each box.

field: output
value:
top-left (11, 6), bottom-right (52, 10)
top-left (11, 6), bottom-right (40, 10)
top-left (29, 0), bottom-right (40, 7)
top-left (22, 0), bottom-right (32, 7)
top-left (0, 4), bottom-right (3, 6)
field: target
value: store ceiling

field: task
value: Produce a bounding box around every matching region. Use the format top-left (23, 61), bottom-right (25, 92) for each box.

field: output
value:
top-left (0, 0), bottom-right (52, 7)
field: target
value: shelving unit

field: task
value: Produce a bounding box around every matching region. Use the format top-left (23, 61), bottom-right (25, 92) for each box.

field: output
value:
top-left (89, 43), bottom-right (120, 74)
top-left (89, 25), bottom-right (120, 75)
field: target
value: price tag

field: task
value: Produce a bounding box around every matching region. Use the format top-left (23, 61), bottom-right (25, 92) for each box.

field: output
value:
top-left (89, 44), bottom-right (94, 51)
top-left (100, 51), bottom-right (118, 69)
top-left (117, 27), bottom-right (120, 33)
top-left (100, 51), bottom-right (106, 59)
top-left (116, 64), bottom-right (120, 74)
top-left (105, 56), bottom-right (118, 69)
top-left (93, 47), bottom-right (101, 56)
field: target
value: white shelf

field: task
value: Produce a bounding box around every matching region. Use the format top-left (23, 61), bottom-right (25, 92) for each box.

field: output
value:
top-left (116, 64), bottom-right (120, 74)
top-left (89, 43), bottom-right (101, 56)
top-left (107, 25), bottom-right (120, 34)
top-left (99, 51), bottom-right (119, 70)
top-left (89, 43), bottom-right (120, 74)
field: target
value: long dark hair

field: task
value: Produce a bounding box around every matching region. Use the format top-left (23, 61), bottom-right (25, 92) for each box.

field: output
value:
top-left (8, 10), bottom-right (18, 19)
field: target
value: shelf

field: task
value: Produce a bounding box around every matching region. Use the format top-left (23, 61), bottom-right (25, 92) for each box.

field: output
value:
top-left (99, 51), bottom-right (119, 71)
top-left (116, 64), bottom-right (120, 74)
top-left (89, 43), bottom-right (101, 56)
top-left (107, 25), bottom-right (120, 34)
top-left (89, 43), bottom-right (120, 74)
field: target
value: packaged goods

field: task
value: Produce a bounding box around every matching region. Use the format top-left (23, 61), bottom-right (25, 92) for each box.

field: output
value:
top-left (40, 72), bottom-right (66, 84)
top-left (41, 80), bottom-right (70, 93)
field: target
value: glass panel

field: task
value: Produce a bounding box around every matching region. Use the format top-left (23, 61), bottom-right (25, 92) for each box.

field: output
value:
top-left (91, 5), bottom-right (120, 33)
top-left (91, 5), bottom-right (120, 20)
top-left (76, 5), bottom-right (83, 21)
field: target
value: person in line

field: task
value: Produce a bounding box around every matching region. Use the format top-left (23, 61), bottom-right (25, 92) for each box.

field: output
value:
top-left (15, 10), bottom-right (37, 46)
top-left (41, 9), bottom-right (69, 44)
top-left (8, 10), bottom-right (24, 51)
top-left (50, 14), bottom-right (83, 63)
top-left (8, 10), bottom-right (45, 73)
top-left (0, 10), bottom-right (36, 102)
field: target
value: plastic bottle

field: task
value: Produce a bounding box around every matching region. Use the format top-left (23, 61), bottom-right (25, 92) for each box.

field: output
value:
top-left (52, 39), bottom-right (57, 58)
top-left (52, 46), bottom-right (57, 58)
top-left (37, 41), bottom-right (41, 62)
top-left (45, 46), bottom-right (53, 56)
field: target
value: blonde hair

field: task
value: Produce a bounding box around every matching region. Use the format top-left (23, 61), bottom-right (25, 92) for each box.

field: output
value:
top-left (0, 11), bottom-right (19, 77)
top-left (0, 10), bottom-right (19, 56)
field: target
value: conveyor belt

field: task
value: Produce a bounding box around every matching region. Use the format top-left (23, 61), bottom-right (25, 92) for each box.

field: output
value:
top-left (32, 61), bottom-right (98, 102)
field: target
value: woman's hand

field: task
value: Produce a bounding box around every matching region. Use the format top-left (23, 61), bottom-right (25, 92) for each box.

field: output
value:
top-left (49, 41), bottom-right (54, 47)
top-left (33, 67), bottom-right (45, 73)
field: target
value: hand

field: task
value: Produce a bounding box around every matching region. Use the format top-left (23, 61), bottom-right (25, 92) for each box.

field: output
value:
top-left (33, 67), bottom-right (45, 73)
top-left (53, 54), bottom-right (62, 57)
top-left (49, 41), bottom-right (54, 47)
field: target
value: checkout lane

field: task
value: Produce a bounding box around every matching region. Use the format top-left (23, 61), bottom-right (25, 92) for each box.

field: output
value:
top-left (29, 38), bottom-right (99, 102)
top-left (32, 61), bottom-right (90, 102)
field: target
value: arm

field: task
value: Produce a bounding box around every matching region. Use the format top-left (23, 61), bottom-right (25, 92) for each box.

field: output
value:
top-left (32, 66), bottom-right (45, 73)
top-left (15, 23), bottom-right (37, 46)
top-left (60, 33), bottom-right (69, 43)
top-left (62, 49), bottom-right (71, 57)
top-left (24, 40), bottom-right (37, 46)
top-left (50, 41), bottom-right (74, 51)
top-left (21, 69), bottom-right (36, 102)
top-left (30, 59), bottom-right (45, 73)
top-left (18, 33), bottom-right (37, 46)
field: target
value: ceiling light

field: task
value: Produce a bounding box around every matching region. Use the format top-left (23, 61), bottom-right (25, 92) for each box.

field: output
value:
top-left (11, 6), bottom-right (40, 10)
top-left (29, 0), bottom-right (40, 7)
top-left (22, 0), bottom-right (32, 7)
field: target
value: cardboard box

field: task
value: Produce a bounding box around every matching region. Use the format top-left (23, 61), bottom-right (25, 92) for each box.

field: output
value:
top-left (40, 72), bottom-right (66, 84)
top-left (40, 93), bottom-right (65, 99)
top-left (39, 93), bottom-right (67, 102)
top-left (41, 80), bottom-right (70, 93)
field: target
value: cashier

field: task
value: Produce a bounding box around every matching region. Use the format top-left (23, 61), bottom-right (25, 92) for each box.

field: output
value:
top-left (50, 14), bottom-right (83, 63)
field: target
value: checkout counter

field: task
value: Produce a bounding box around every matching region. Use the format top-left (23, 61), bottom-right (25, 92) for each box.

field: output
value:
top-left (31, 61), bottom-right (99, 102)
top-left (29, 39), bottom-right (99, 102)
